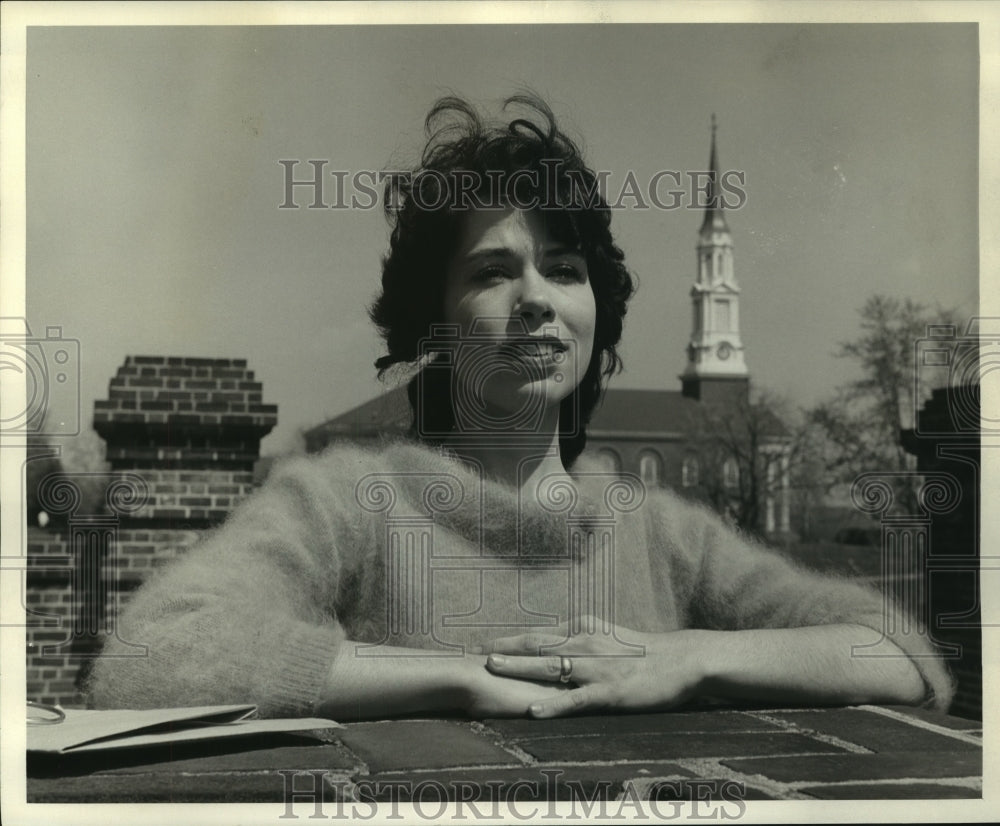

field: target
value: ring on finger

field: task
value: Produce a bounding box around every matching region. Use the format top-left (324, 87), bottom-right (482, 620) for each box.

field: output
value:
top-left (559, 656), bottom-right (573, 684)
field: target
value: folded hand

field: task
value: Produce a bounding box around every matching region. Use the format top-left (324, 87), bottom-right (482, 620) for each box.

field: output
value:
top-left (479, 616), bottom-right (708, 718)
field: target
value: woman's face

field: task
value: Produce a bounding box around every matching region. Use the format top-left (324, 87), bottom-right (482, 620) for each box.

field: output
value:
top-left (442, 207), bottom-right (596, 428)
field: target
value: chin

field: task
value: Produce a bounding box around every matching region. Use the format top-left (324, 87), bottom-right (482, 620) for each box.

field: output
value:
top-left (481, 379), bottom-right (573, 421)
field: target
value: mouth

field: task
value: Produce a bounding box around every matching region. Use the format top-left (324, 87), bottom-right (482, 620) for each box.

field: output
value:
top-left (496, 336), bottom-right (568, 362)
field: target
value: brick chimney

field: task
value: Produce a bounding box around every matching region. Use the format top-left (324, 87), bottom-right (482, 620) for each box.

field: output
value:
top-left (93, 356), bottom-right (277, 527)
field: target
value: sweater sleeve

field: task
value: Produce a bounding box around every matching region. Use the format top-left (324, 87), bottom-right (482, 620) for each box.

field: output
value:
top-left (87, 448), bottom-right (369, 717)
top-left (647, 492), bottom-right (956, 712)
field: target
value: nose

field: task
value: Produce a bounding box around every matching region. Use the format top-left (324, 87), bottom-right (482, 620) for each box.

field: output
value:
top-left (515, 268), bottom-right (556, 326)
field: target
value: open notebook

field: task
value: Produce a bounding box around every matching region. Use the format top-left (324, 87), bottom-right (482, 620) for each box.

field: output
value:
top-left (28, 704), bottom-right (341, 755)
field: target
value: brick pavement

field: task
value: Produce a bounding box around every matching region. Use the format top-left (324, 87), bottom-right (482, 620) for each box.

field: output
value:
top-left (26, 704), bottom-right (982, 805)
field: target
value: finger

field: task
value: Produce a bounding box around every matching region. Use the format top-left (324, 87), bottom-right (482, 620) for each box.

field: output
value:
top-left (482, 633), bottom-right (567, 656)
top-left (487, 654), bottom-right (568, 682)
top-left (529, 685), bottom-right (608, 719)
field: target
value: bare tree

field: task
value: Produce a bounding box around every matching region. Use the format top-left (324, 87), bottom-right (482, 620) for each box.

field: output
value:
top-left (808, 294), bottom-right (961, 514)
top-left (785, 421), bottom-right (834, 542)
top-left (685, 389), bottom-right (799, 539)
top-left (25, 428), bottom-right (112, 528)
top-left (25, 436), bottom-right (63, 527)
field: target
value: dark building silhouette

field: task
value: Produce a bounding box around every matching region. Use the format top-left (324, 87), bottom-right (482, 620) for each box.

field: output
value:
top-left (902, 384), bottom-right (982, 719)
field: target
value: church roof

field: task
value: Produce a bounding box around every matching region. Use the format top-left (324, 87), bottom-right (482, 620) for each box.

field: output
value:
top-left (587, 388), bottom-right (700, 439)
top-left (305, 385), bottom-right (727, 447)
top-left (304, 385), bottom-right (410, 449)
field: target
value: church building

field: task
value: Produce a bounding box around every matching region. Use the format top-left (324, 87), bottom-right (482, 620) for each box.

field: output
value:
top-left (305, 122), bottom-right (792, 536)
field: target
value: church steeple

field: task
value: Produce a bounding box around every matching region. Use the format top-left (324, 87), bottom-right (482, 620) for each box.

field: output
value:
top-left (681, 116), bottom-right (749, 402)
top-left (699, 114), bottom-right (730, 236)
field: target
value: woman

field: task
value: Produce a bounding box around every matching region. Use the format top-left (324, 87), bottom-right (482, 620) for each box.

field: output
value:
top-left (89, 96), bottom-right (953, 720)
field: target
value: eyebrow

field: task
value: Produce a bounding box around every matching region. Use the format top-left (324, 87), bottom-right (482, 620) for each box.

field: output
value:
top-left (460, 245), bottom-right (584, 263)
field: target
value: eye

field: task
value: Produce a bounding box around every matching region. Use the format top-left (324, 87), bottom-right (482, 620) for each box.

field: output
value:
top-left (472, 265), bottom-right (508, 283)
top-left (548, 263), bottom-right (587, 283)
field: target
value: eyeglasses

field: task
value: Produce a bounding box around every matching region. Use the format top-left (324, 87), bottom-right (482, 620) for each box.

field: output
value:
top-left (27, 700), bottom-right (66, 726)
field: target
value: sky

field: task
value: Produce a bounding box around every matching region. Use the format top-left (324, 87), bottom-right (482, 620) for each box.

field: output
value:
top-left (22, 20), bottom-right (980, 457)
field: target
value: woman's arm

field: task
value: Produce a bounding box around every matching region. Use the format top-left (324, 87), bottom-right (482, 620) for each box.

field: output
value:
top-left (649, 493), bottom-right (955, 710)
top-left (89, 450), bottom-right (366, 716)
top-left (481, 620), bottom-right (925, 718)
top-left (698, 623), bottom-right (926, 706)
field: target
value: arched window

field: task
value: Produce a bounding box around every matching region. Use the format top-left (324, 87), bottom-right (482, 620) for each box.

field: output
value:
top-left (638, 450), bottom-right (662, 487)
top-left (596, 448), bottom-right (622, 475)
top-left (722, 458), bottom-right (740, 489)
top-left (681, 455), bottom-right (700, 487)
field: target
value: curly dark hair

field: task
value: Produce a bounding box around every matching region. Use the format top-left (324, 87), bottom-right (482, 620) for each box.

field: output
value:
top-left (369, 94), bottom-right (635, 467)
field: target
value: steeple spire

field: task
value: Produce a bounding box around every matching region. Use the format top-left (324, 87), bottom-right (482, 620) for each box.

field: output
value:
top-left (699, 113), bottom-right (730, 235)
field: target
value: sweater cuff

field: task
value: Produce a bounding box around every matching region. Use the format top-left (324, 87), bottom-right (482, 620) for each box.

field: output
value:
top-left (257, 620), bottom-right (346, 718)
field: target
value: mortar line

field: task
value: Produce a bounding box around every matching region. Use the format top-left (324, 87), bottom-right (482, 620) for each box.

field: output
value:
top-left (855, 704), bottom-right (984, 746)
top-left (742, 710), bottom-right (874, 754)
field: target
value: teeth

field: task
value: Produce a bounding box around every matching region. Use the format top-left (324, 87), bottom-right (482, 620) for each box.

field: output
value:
top-left (497, 340), bottom-right (564, 360)
top-left (521, 343), bottom-right (556, 356)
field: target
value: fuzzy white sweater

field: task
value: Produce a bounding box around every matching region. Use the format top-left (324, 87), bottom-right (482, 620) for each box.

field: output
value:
top-left (88, 438), bottom-right (954, 716)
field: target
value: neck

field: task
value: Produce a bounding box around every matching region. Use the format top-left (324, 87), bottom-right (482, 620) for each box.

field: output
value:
top-left (444, 405), bottom-right (570, 491)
